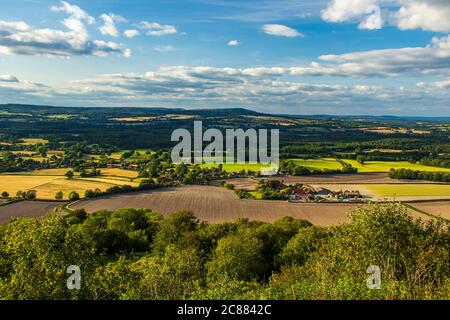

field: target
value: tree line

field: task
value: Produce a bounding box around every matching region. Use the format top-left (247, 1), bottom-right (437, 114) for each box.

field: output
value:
top-left (389, 168), bottom-right (450, 182)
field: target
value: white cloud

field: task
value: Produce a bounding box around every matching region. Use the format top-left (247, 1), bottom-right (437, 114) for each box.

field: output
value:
top-left (39, 66), bottom-right (447, 114)
top-left (99, 13), bottom-right (127, 37)
top-left (2, 67), bottom-right (448, 115)
top-left (394, 0), bottom-right (450, 32)
top-left (0, 74), bottom-right (19, 82)
top-left (262, 24), bottom-right (304, 37)
top-left (139, 21), bottom-right (177, 36)
top-left (227, 40), bottom-right (240, 46)
top-left (50, 1), bottom-right (95, 25)
top-left (0, 2), bottom-right (129, 58)
top-left (124, 29), bottom-right (140, 38)
top-left (321, 0), bottom-right (450, 32)
top-left (417, 78), bottom-right (450, 89)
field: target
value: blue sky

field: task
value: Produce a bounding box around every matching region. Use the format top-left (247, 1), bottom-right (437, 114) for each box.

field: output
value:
top-left (0, 0), bottom-right (449, 115)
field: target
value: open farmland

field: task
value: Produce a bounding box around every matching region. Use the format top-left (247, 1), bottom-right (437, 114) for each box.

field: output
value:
top-left (288, 158), bottom-right (343, 170)
top-left (0, 201), bottom-right (62, 224)
top-left (200, 163), bottom-right (270, 173)
top-left (343, 160), bottom-right (450, 173)
top-left (407, 201), bottom-right (450, 221)
top-left (0, 175), bottom-right (139, 200)
top-left (72, 185), bottom-right (432, 226)
top-left (259, 173), bottom-right (407, 185)
top-left (365, 184), bottom-right (450, 198)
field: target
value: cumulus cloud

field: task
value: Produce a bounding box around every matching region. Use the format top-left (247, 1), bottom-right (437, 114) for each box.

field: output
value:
top-left (262, 24), bottom-right (304, 37)
top-left (0, 1), bottom-right (129, 58)
top-left (228, 40), bottom-right (240, 46)
top-left (0, 74), bottom-right (19, 82)
top-left (321, 0), bottom-right (450, 32)
top-left (310, 35), bottom-right (450, 77)
top-left (36, 66), bottom-right (444, 114)
top-left (99, 13), bottom-right (127, 37)
top-left (1, 67), bottom-right (448, 114)
top-left (124, 29), bottom-right (140, 38)
top-left (139, 21), bottom-right (177, 36)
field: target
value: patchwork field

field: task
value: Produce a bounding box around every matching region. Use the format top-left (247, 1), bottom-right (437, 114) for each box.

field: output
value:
top-left (201, 159), bottom-right (450, 174)
top-left (0, 201), bottom-right (62, 224)
top-left (72, 185), bottom-right (433, 226)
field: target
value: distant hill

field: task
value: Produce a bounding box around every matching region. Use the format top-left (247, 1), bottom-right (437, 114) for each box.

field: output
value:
top-left (1, 103), bottom-right (449, 122)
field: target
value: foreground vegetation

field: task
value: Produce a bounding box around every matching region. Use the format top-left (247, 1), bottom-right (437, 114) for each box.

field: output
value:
top-left (0, 203), bottom-right (448, 300)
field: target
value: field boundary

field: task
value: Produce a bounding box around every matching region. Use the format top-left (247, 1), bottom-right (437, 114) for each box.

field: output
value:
top-left (402, 203), bottom-right (450, 223)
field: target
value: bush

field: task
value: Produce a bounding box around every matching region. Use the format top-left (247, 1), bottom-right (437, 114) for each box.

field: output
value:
top-left (68, 191), bottom-right (80, 201)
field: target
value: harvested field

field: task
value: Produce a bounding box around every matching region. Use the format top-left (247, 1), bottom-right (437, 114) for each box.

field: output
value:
top-left (72, 185), bottom-right (431, 226)
top-left (0, 175), bottom-right (137, 200)
top-left (212, 178), bottom-right (259, 190)
top-left (0, 201), bottom-right (62, 224)
top-left (407, 201), bottom-right (450, 221)
top-left (0, 175), bottom-right (58, 195)
top-left (72, 186), bottom-right (358, 226)
top-left (32, 178), bottom-right (129, 200)
top-left (99, 168), bottom-right (139, 179)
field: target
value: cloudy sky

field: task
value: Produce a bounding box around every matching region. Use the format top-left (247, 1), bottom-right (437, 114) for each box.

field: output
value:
top-left (0, 0), bottom-right (449, 115)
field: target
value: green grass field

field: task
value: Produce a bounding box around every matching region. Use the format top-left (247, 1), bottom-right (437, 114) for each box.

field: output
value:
top-left (287, 158), bottom-right (343, 170)
top-left (343, 160), bottom-right (450, 173)
top-left (366, 184), bottom-right (450, 197)
top-left (200, 163), bottom-right (270, 172)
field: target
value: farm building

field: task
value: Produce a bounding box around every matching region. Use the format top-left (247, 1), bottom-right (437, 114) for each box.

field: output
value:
top-left (289, 186), bottom-right (316, 202)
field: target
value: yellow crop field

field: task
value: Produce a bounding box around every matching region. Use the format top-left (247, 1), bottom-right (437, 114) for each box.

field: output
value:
top-left (343, 160), bottom-right (450, 173)
top-left (19, 138), bottom-right (49, 145)
top-left (32, 178), bottom-right (120, 200)
top-left (99, 168), bottom-right (139, 178)
top-left (1, 168), bottom-right (76, 176)
top-left (365, 184), bottom-right (450, 197)
top-left (0, 176), bottom-right (58, 195)
top-left (0, 174), bottom-right (139, 200)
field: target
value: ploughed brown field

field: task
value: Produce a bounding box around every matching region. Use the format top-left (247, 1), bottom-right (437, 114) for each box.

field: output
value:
top-left (408, 201), bottom-right (450, 221)
top-left (0, 201), bottom-right (62, 224)
top-left (72, 185), bottom-right (431, 226)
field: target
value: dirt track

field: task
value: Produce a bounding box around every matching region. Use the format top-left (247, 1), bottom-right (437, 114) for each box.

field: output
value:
top-left (0, 201), bottom-right (62, 224)
top-left (72, 185), bottom-right (364, 226)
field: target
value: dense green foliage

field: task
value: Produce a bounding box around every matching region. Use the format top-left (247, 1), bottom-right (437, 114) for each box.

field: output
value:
top-left (0, 204), bottom-right (448, 300)
top-left (389, 168), bottom-right (450, 182)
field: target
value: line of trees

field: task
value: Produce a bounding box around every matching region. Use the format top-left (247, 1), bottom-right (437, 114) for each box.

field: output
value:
top-left (389, 168), bottom-right (450, 182)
